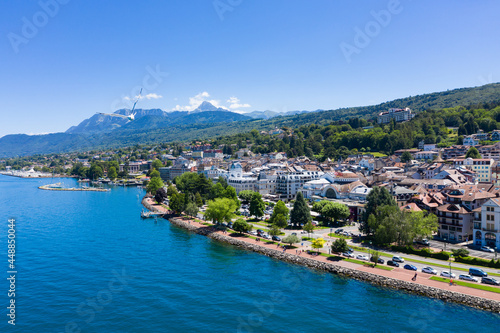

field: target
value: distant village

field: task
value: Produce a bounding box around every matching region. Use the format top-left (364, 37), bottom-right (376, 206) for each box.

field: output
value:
top-left (2, 107), bottom-right (500, 252)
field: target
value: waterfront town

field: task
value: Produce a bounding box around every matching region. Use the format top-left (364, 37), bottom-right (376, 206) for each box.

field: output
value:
top-left (3, 110), bottom-right (500, 255)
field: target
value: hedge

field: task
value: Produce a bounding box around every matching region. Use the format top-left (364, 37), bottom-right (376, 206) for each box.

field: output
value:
top-left (455, 256), bottom-right (500, 269)
top-left (390, 245), bottom-right (451, 261)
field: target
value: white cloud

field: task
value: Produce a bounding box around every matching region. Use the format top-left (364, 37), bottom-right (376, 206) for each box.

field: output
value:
top-left (124, 93), bottom-right (163, 101)
top-left (172, 91), bottom-right (224, 111)
top-left (226, 96), bottom-right (251, 110)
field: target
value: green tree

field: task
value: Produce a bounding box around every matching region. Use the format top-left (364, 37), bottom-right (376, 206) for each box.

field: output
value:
top-left (282, 234), bottom-right (300, 247)
top-left (451, 248), bottom-right (470, 258)
top-left (233, 218), bottom-right (253, 234)
top-left (152, 159), bottom-right (163, 170)
top-left (362, 186), bottom-right (396, 235)
top-left (147, 176), bottom-right (164, 195)
top-left (205, 198), bottom-right (238, 224)
top-left (465, 146), bottom-right (481, 159)
top-left (107, 166), bottom-right (118, 180)
top-left (270, 200), bottom-right (289, 224)
top-left (401, 151), bottom-right (413, 163)
top-left (149, 169), bottom-right (160, 179)
top-left (290, 192), bottom-right (311, 227)
top-left (272, 214), bottom-right (288, 229)
top-left (167, 184), bottom-right (179, 198)
top-left (209, 182), bottom-right (225, 200)
top-left (249, 192), bottom-right (265, 219)
top-left (169, 193), bottom-right (186, 214)
top-left (268, 225), bottom-right (281, 237)
top-left (238, 190), bottom-right (254, 204)
top-left (311, 238), bottom-right (326, 251)
top-left (185, 202), bottom-right (199, 218)
top-left (195, 192), bottom-right (203, 207)
top-left (303, 221), bottom-right (315, 234)
top-left (331, 238), bottom-right (349, 253)
top-left (322, 202), bottom-right (350, 225)
top-left (371, 251), bottom-right (381, 266)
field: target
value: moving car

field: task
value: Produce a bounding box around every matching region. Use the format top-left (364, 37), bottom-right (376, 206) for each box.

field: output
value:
top-left (356, 254), bottom-right (369, 261)
top-left (387, 260), bottom-right (400, 267)
top-left (459, 274), bottom-right (479, 282)
top-left (421, 267), bottom-right (437, 275)
top-left (469, 267), bottom-right (488, 277)
top-left (481, 277), bottom-right (500, 286)
top-left (343, 252), bottom-right (354, 258)
top-left (370, 256), bottom-right (385, 264)
top-left (416, 239), bottom-right (430, 246)
top-left (392, 256), bottom-right (405, 263)
top-left (404, 264), bottom-right (417, 271)
top-left (440, 271), bottom-right (456, 278)
top-left (480, 246), bottom-right (495, 253)
top-left (271, 235), bottom-right (281, 242)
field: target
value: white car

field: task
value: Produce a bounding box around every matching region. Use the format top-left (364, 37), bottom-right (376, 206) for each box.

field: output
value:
top-left (343, 252), bottom-right (354, 258)
top-left (480, 246), bottom-right (495, 253)
top-left (249, 230), bottom-right (258, 236)
top-left (422, 267), bottom-right (437, 275)
top-left (392, 256), bottom-right (405, 263)
top-left (459, 274), bottom-right (479, 282)
top-left (440, 271), bottom-right (456, 278)
top-left (356, 254), bottom-right (369, 261)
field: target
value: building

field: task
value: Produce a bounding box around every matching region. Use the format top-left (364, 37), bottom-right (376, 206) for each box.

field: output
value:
top-left (451, 158), bottom-right (494, 183)
top-left (276, 167), bottom-right (323, 200)
top-left (377, 108), bottom-right (414, 124)
top-left (414, 151), bottom-right (439, 161)
top-left (473, 197), bottom-right (500, 249)
top-left (203, 149), bottom-right (223, 159)
top-left (158, 157), bottom-right (197, 181)
top-left (223, 162), bottom-right (257, 194)
top-left (463, 136), bottom-right (479, 146)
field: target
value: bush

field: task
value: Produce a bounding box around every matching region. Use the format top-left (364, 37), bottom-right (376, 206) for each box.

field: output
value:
top-left (390, 245), bottom-right (450, 260)
top-left (455, 256), bottom-right (500, 269)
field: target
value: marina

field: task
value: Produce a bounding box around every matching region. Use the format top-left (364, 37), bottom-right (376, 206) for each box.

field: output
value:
top-left (38, 183), bottom-right (111, 192)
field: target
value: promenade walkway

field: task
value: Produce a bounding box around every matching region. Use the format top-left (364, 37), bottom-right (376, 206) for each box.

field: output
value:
top-left (145, 198), bottom-right (500, 303)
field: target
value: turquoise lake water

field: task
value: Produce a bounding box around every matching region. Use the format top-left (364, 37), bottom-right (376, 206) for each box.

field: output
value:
top-left (0, 174), bottom-right (498, 332)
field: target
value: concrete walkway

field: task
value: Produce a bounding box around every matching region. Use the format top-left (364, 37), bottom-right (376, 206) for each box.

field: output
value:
top-left (145, 199), bottom-right (500, 303)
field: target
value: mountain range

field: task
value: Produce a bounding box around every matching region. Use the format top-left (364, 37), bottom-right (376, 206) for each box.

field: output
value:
top-left (2, 82), bottom-right (500, 157)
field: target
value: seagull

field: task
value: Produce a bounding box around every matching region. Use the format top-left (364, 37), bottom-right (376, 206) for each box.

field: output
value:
top-left (97, 88), bottom-right (142, 121)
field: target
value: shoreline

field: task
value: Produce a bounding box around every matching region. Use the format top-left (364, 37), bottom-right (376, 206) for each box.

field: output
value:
top-left (142, 197), bottom-right (500, 313)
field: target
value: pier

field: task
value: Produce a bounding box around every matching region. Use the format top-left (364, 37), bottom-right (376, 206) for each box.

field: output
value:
top-left (39, 183), bottom-right (110, 192)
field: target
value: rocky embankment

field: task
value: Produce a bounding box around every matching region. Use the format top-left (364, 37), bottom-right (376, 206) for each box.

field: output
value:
top-left (142, 198), bottom-right (500, 313)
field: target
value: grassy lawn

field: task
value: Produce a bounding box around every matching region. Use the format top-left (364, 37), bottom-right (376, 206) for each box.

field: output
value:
top-left (319, 254), bottom-right (393, 271)
top-left (430, 276), bottom-right (500, 294)
top-left (371, 152), bottom-right (388, 157)
top-left (328, 233), bottom-right (352, 239)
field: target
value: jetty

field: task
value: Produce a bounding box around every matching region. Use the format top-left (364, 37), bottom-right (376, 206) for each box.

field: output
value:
top-left (39, 183), bottom-right (110, 192)
top-left (141, 210), bottom-right (164, 218)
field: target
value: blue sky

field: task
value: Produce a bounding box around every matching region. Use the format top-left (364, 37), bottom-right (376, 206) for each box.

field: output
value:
top-left (1, 0), bottom-right (499, 138)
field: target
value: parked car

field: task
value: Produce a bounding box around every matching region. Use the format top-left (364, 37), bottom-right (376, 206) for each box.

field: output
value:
top-left (249, 231), bottom-right (258, 236)
top-left (291, 232), bottom-right (297, 236)
top-left (335, 229), bottom-right (344, 234)
top-left (481, 277), bottom-right (500, 286)
top-left (422, 267), bottom-right (437, 275)
top-left (440, 271), bottom-right (456, 278)
top-left (370, 256), bottom-right (385, 264)
top-left (459, 274), bottom-right (479, 282)
top-left (343, 252), bottom-right (354, 258)
top-left (480, 246), bottom-right (495, 253)
top-left (257, 229), bottom-right (264, 234)
top-left (356, 255), bottom-right (369, 261)
top-left (415, 239), bottom-right (430, 246)
top-left (392, 256), bottom-right (405, 263)
top-left (227, 222), bottom-right (233, 229)
top-left (387, 260), bottom-right (399, 267)
top-left (404, 264), bottom-right (417, 271)
top-left (469, 267), bottom-right (488, 277)
top-left (271, 235), bottom-right (281, 242)
top-left (262, 234), bottom-right (270, 240)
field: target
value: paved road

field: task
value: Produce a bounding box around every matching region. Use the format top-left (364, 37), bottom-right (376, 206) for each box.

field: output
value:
top-left (428, 239), bottom-right (498, 260)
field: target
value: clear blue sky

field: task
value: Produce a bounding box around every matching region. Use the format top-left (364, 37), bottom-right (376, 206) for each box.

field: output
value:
top-left (1, 0), bottom-right (499, 138)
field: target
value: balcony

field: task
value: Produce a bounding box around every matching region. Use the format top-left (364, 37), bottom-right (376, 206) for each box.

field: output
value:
top-left (482, 228), bottom-right (499, 233)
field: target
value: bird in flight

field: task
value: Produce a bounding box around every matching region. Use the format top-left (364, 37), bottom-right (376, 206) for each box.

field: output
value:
top-left (97, 88), bottom-right (142, 121)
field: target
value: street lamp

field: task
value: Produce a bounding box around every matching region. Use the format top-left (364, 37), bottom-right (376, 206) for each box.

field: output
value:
top-left (449, 254), bottom-right (453, 278)
top-left (369, 241), bottom-right (372, 259)
top-left (443, 236), bottom-right (447, 252)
